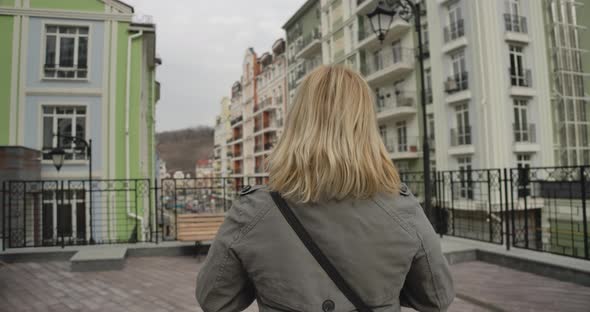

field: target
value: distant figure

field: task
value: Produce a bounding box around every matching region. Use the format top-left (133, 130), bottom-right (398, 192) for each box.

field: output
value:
top-left (196, 66), bottom-right (454, 311)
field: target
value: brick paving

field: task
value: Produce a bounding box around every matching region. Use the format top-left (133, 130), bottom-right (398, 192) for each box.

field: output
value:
top-left (0, 257), bottom-right (589, 312)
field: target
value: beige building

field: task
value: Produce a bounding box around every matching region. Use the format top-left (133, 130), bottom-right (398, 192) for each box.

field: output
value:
top-left (219, 40), bottom-right (288, 189)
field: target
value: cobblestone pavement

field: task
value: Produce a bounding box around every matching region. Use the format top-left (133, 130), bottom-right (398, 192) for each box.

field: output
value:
top-left (0, 257), bottom-right (589, 312)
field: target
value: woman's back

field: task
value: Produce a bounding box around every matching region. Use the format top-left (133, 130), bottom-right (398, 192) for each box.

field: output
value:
top-left (196, 185), bottom-right (454, 312)
top-left (196, 65), bottom-right (453, 311)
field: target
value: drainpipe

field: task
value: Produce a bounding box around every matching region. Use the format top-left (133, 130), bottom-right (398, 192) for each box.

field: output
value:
top-left (475, 2), bottom-right (489, 167)
top-left (126, 30), bottom-right (144, 239)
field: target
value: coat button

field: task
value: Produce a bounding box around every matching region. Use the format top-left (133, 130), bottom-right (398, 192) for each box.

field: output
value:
top-left (322, 300), bottom-right (335, 312)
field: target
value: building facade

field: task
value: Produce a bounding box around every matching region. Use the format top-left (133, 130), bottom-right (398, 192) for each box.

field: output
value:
top-left (284, 0), bottom-right (323, 106)
top-left (544, 0), bottom-right (590, 166)
top-left (220, 40), bottom-right (288, 188)
top-left (213, 96), bottom-right (231, 178)
top-left (0, 0), bottom-right (161, 244)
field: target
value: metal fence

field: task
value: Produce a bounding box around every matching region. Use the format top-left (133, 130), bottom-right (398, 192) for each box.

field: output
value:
top-left (2, 168), bottom-right (588, 260)
top-left (402, 166), bottom-right (589, 260)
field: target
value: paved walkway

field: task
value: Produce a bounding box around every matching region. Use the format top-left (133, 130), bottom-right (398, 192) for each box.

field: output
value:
top-left (1, 256), bottom-right (589, 312)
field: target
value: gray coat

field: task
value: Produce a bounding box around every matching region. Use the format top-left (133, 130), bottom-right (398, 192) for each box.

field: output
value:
top-left (196, 185), bottom-right (455, 312)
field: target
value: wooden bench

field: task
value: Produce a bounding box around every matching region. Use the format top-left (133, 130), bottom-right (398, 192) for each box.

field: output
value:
top-left (177, 213), bottom-right (225, 255)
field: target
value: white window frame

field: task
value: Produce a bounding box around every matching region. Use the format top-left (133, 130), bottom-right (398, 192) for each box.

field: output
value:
top-left (457, 156), bottom-right (474, 199)
top-left (513, 99), bottom-right (530, 142)
top-left (41, 22), bottom-right (92, 81)
top-left (40, 104), bottom-right (89, 163)
top-left (516, 154), bottom-right (532, 168)
top-left (41, 189), bottom-right (88, 242)
top-left (455, 103), bottom-right (471, 145)
top-left (396, 121), bottom-right (408, 152)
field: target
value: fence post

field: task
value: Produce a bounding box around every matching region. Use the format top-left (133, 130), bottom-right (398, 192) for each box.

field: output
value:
top-left (450, 173), bottom-right (455, 236)
top-left (503, 168), bottom-right (510, 251)
top-left (509, 169), bottom-right (516, 249)
top-left (154, 179), bottom-right (159, 244)
top-left (2, 181), bottom-right (6, 251)
top-left (487, 170), bottom-right (493, 242)
top-left (581, 166), bottom-right (588, 260)
top-left (134, 180), bottom-right (139, 243)
top-left (60, 180), bottom-right (65, 249)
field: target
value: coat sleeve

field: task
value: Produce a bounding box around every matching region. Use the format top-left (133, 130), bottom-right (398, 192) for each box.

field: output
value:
top-left (400, 203), bottom-right (455, 312)
top-left (195, 200), bottom-right (256, 312)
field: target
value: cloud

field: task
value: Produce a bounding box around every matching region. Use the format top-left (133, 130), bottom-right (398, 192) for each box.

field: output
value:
top-left (123, 0), bottom-right (305, 131)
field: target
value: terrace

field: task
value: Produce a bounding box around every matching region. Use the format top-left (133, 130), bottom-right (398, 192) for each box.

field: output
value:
top-left (0, 237), bottom-right (589, 312)
top-left (1, 166), bottom-right (589, 311)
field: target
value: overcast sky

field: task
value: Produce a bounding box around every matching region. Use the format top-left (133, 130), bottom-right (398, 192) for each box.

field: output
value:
top-left (123, 0), bottom-right (305, 132)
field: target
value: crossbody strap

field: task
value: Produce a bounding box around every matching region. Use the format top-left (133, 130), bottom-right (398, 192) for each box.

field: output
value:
top-left (270, 192), bottom-right (373, 312)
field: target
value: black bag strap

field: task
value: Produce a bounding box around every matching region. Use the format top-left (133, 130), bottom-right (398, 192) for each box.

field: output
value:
top-left (270, 192), bottom-right (373, 312)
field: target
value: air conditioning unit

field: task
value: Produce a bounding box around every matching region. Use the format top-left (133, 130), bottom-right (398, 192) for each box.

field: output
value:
top-left (444, 77), bottom-right (458, 93)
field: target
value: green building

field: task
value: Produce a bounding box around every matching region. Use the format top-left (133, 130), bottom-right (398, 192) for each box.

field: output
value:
top-left (0, 0), bottom-right (161, 245)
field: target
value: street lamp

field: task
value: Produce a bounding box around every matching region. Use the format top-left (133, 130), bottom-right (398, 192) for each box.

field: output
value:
top-left (48, 146), bottom-right (66, 171)
top-left (47, 133), bottom-right (94, 244)
top-left (367, 0), bottom-right (435, 227)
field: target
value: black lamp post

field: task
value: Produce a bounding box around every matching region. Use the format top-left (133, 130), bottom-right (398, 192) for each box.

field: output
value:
top-left (48, 133), bottom-right (94, 244)
top-left (367, 0), bottom-right (434, 226)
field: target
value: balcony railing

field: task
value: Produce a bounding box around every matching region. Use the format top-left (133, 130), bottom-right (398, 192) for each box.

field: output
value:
top-left (443, 19), bottom-right (465, 43)
top-left (226, 151), bottom-right (232, 157)
top-left (255, 165), bottom-right (265, 174)
top-left (444, 72), bottom-right (469, 93)
top-left (375, 91), bottom-right (415, 113)
top-left (504, 14), bottom-right (527, 33)
top-left (513, 123), bottom-right (536, 143)
top-left (295, 27), bottom-right (321, 56)
top-left (230, 115), bottom-right (243, 126)
top-left (264, 142), bottom-right (274, 151)
top-left (509, 68), bottom-right (532, 87)
top-left (450, 126), bottom-right (472, 146)
top-left (383, 137), bottom-right (421, 154)
top-left (234, 150), bottom-right (242, 157)
top-left (362, 47), bottom-right (414, 77)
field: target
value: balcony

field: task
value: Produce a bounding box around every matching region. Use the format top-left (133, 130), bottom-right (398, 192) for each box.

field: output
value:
top-left (375, 91), bottom-right (417, 121)
top-left (504, 14), bottom-right (528, 34)
top-left (383, 137), bottom-right (421, 160)
top-left (509, 68), bottom-right (534, 97)
top-left (450, 127), bottom-right (472, 147)
top-left (449, 126), bottom-right (475, 155)
top-left (513, 123), bottom-right (539, 152)
top-left (363, 47), bottom-right (414, 86)
top-left (295, 28), bottom-right (322, 59)
top-left (442, 19), bottom-right (467, 53)
top-left (254, 98), bottom-right (275, 114)
top-left (358, 18), bottom-right (411, 51)
top-left (230, 115), bottom-right (243, 126)
top-left (444, 72), bottom-right (470, 103)
top-left (356, 0), bottom-right (374, 15)
top-left (444, 19), bottom-right (465, 43)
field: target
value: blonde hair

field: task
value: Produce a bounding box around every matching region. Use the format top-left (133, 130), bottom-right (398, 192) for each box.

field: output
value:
top-left (267, 65), bottom-right (400, 203)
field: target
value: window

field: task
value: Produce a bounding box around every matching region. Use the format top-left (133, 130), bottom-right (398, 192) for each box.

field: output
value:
top-left (458, 156), bottom-right (473, 199)
top-left (451, 51), bottom-right (468, 90)
top-left (42, 106), bottom-right (87, 160)
top-left (513, 99), bottom-right (531, 142)
top-left (392, 40), bottom-right (402, 63)
top-left (509, 45), bottom-right (529, 86)
top-left (456, 103), bottom-right (471, 145)
top-left (516, 154), bottom-right (531, 168)
top-left (445, 3), bottom-right (464, 41)
top-left (397, 121), bottom-right (407, 152)
top-left (44, 25), bottom-right (89, 79)
top-left (42, 189), bottom-right (86, 242)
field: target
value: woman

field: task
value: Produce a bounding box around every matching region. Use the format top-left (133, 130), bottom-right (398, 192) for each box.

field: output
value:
top-left (196, 65), bottom-right (454, 312)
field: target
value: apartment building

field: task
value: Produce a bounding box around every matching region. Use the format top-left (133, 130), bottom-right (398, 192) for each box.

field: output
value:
top-left (252, 39), bottom-right (288, 185)
top-left (213, 97), bottom-right (231, 178)
top-left (544, 0), bottom-right (590, 166)
top-left (426, 0), bottom-right (557, 170)
top-left (223, 41), bottom-right (288, 188)
top-left (284, 0), bottom-right (324, 106)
